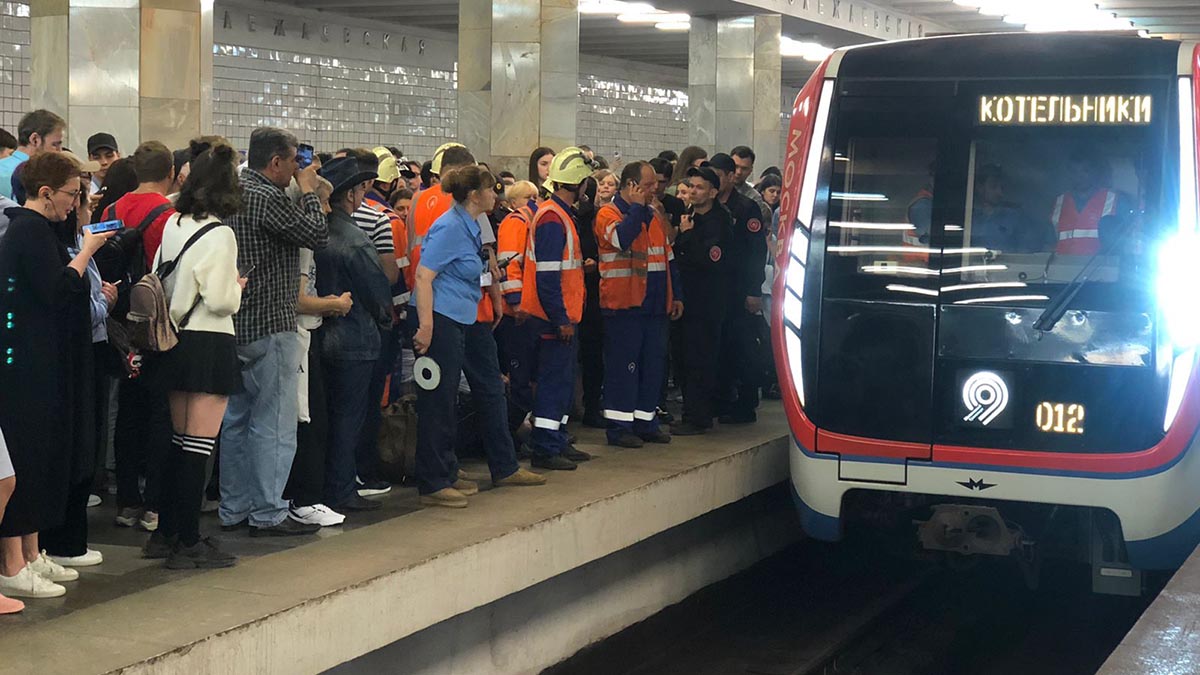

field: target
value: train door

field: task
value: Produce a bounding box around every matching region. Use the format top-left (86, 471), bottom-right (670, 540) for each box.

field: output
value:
top-left (809, 82), bottom-right (967, 470)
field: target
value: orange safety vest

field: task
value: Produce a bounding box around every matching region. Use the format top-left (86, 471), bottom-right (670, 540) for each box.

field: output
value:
top-left (410, 185), bottom-right (454, 288)
top-left (520, 199), bottom-right (585, 324)
top-left (496, 203), bottom-right (535, 318)
top-left (594, 202), bottom-right (649, 310)
top-left (1052, 189), bottom-right (1117, 256)
top-left (902, 187), bottom-right (933, 263)
top-left (364, 195), bottom-right (411, 305)
top-left (645, 210), bottom-right (676, 313)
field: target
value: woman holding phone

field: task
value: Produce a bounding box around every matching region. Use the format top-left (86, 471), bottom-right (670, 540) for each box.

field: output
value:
top-left (0, 152), bottom-right (114, 599)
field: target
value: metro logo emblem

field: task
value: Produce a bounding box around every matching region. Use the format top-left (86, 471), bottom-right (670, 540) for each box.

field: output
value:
top-left (962, 371), bottom-right (1010, 426)
top-left (979, 94), bottom-right (1152, 126)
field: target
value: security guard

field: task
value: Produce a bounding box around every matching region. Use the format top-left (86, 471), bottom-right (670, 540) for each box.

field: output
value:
top-left (671, 165), bottom-right (732, 435)
top-left (520, 148), bottom-right (595, 470)
top-left (594, 161), bottom-right (682, 447)
top-left (706, 152), bottom-right (766, 425)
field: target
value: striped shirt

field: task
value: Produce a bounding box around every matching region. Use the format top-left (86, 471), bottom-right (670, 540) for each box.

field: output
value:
top-left (352, 203), bottom-right (395, 256)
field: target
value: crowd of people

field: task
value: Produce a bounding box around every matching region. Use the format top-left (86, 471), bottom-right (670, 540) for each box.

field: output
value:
top-left (0, 107), bottom-right (785, 612)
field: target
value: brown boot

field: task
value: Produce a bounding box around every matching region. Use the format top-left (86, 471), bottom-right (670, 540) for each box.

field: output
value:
top-left (420, 487), bottom-right (469, 508)
top-left (495, 468), bottom-right (548, 486)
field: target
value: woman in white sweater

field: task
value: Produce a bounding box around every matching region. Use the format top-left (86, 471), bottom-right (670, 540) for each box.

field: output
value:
top-left (145, 143), bottom-right (245, 569)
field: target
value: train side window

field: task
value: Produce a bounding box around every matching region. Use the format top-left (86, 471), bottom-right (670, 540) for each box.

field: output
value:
top-left (823, 136), bottom-right (940, 300)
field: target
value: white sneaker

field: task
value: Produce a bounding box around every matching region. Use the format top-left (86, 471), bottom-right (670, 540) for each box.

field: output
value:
top-left (29, 552), bottom-right (78, 582)
top-left (289, 503), bottom-right (346, 527)
top-left (139, 510), bottom-right (159, 532)
top-left (0, 565), bottom-right (66, 598)
top-left (48, 548), bottom-right (103, 568)
top-left (86, 494), bottom-right (101, 508)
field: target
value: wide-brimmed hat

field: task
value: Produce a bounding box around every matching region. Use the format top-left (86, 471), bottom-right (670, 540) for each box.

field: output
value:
top-left (318, 156), bottom-right (377, 195)
top-left (61, 150), bottom-right (101, 173)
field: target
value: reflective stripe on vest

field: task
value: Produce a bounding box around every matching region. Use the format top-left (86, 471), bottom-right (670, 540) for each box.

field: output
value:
top-left (1053, 190), bottom-right (1116, 256)
top-left (594, 202), bottom-right (650, 310)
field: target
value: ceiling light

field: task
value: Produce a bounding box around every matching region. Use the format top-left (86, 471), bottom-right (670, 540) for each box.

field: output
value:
top-left (954, 0), bottom-right (1139, 33)
top-left (619, 11), bottom-right (688, 23)
top-left (579, 0), bottom-right (655, 15)
top-left (780, 36), bottom-right (834, 62)
top-left (655, 20), bottom-right (691, 31)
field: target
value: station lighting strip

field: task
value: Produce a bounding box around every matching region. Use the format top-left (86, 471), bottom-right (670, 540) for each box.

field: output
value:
top-left (579, 0), bottom-right (834, 60)
top-left (952, 0), bottom-right (1145, 34)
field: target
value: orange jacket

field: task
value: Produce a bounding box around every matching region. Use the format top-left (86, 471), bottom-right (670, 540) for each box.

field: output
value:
top-left (496, 202), bottom-right (535, 317)
top-left (1052, 189), bottom-right (1117, 256)
top-left (409, 185), bottom-right (454, 289)
top-left (364, 194), bottom-right (410, 306)
top-left (520, 198), bottom-right (585, 325)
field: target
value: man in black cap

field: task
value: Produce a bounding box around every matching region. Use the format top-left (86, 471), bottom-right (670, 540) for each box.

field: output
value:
top-left (706, 152), bottom-right (767, 425)
top-left (87, 132), bottom-right (121, 194)
top-left (671, 166), bottom-right (732, 435)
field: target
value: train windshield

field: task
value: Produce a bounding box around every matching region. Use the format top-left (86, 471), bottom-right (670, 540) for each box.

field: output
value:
top-left (822, 81), bottom-right (1170, 314)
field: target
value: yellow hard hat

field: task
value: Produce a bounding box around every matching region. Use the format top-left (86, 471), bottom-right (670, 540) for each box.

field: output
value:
top-left (372, 147), bottom-right (400, 183)
top-left (546, 147), bottom-right (592, 188)
top-left (431, 142), bottom-right (467, 175)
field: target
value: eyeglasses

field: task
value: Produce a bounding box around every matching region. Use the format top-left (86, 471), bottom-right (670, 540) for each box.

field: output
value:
top-left (54, 187), bottom-right (82, 199)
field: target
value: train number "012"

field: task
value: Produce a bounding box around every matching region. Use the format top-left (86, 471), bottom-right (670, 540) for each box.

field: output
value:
top-left (1036, 402), bottom-right (1086, 435)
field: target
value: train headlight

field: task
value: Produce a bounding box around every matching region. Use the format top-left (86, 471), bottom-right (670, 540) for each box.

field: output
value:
top-left (1157, 233), bottom-right (1200, 350)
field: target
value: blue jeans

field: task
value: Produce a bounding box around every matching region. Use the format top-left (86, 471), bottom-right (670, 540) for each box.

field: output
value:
top-left (415, 313), bottom-right (520, 495)
top-left (324, 358), bottom-right (376, 507)
top-left (220, 331), bottom-right (302, 528)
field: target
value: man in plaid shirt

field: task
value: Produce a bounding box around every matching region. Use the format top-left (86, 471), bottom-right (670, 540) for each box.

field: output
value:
top-left (221, 127), bottom-right (329, 536)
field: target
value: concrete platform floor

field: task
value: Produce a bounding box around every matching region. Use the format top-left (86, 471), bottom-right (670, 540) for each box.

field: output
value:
top-left (0, 402), bottom-right (789, 674)
top-left (1098, 544), bottom-right (1200, 675)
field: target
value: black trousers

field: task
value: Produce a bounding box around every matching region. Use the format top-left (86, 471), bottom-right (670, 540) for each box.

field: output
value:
top-left (578, 300), bottom-right (604, 415)
top-left (286, 328), bottom-right (328, 507)
top-left (114, 374), bottom-right (171, 511)
top-left (41, 480), bottom-right (91, 557)
top-left (681, 312), bottom-right (723, 428)
top-left (356, 326), bottom-right (397, 483)
top-left (719, 308), bottom-right (762, 417)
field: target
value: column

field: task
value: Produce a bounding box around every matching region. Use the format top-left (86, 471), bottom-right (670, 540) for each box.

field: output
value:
top-left (688, 14), bottom-right (782, 165)
top-left (457, 0), bottom-right (579, 178)
top-left (29, 0), bottom-right (212, 153)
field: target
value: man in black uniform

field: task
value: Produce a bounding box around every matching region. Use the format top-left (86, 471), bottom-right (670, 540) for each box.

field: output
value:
top-left (672, 166), bottom-right (732, 436)
top-left (707, 152), bottom-right (767, 424)
top-left (650, 156), bottom-right (688, 423)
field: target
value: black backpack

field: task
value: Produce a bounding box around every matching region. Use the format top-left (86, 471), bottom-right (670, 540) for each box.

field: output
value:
top-left (99, 201), bottom-right (174, 283)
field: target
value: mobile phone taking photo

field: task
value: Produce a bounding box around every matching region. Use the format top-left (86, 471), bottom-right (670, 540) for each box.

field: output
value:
top-left (84, 219), bottom-right (123, 235)
top-left (297, 143), bottom-right (315, 170)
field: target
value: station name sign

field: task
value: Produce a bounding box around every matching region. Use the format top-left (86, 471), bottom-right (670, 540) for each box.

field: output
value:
top-left (979, 94), bottom-right (1152, 126)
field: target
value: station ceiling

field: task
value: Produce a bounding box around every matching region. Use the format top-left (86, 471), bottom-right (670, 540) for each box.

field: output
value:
top-left (277, 0), bottom-right (1200, 88)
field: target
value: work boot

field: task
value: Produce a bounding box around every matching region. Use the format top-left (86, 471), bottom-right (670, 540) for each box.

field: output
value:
top-left (582, 410), bottom-right (606, 429)
top-left (531, 454), bottom-right (577, 471)
top-left (608, 432), bottom-right (644, 449)
top-left (563, 445), bottom-right (593, 462)
top-left (495, 468), bottom-right (548, 486)
top-left (142, 532), bottom-right (176, 559)
top-left (638, 429), bottom-right (672, 444)
top-left (671, 422), bottom-right (708, 436)
top-left (420, 487), bottom-right (469, 508)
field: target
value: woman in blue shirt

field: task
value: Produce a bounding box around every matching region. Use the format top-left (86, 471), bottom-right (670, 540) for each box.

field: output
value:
top-left (412, 165), bottom-right (545, 508)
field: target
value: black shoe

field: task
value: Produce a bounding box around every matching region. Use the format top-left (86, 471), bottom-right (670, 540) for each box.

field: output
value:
top-left (531, 454), bottom-right (577, 471)
top-left (165, 537), bottom-right (237, 569)
top-left (249, 518), bottom-right (321, 537)
top-left (516, 443), bottom-right (533, 460)
top-left (356, 476), bottom-right (392, 497)
top-left (220, 519), bottom-right (248, 532)
top-left (718, 412), bottom-right (757, 425)
top-left (656, 407), bottom-right (676, 425)
top-left (336, 494), bottom-right (384, 512)
top-left (582, 411), bottom-right (606, 429)
top-left (567, 432), bottom-right (578, 445)
top-left (638, 429), bottom-right (673, 444)
top-left (608, 432), bottom-right (644, 449)
top-left (563, 445), bottom-right (592, 462)
top-left (142, 532), bottom-right (176, 559)
top-left (671, 422), bottom-right (709, 436)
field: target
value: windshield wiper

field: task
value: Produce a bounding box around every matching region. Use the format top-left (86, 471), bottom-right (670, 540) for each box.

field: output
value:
top-left (1032, 214), bottom-right (1137, 333)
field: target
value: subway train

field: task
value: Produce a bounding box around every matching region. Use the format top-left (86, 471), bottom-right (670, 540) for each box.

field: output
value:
top-left (772, 32), bottom-right (1200, 594)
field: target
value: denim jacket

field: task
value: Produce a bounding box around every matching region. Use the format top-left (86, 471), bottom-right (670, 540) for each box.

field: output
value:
top-left (314, 208), bottom-right (393, 361)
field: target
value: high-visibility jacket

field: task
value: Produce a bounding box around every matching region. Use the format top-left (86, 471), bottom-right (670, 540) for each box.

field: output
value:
top-left (409, 185), bottom-right (454, 289)
top-left (595, 196), bottom-right (678, 312)
top-left (520, 197), bottom-right (585, 325)
top-left (1052, 189), bottom-right (1117, 256)
top-left (903, 187), bottom-right (933, 263)
top-left (497, 201), bottom-right (536, 317)
top-left (364, 193), bottom-right (410, 306)
top-left (644, 210), bottom-right (676, 314)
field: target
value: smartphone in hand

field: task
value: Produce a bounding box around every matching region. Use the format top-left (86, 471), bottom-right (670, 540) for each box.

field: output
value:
top-left (84, 220), bottom-right (123, 235)
top-left (296, 144), bottom-right (315, 170)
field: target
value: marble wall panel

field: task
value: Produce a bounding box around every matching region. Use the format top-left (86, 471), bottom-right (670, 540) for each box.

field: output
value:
top-left (493, 0), bottom-right (538, 44)
top-left (69, 103), bottom-right (137, 151)
top-left (715, 56), bottom-right (753, 113)
top-left (27, 12), bottom-right (63, 124)
top-left (715, 110), bottom-right (752, 152)
top-left (140, 7), bottom-right (200, 100)
top-left (753, 68), bottom-right (781, 136)
top-left (141, 96), bottom-right (198, 148)
top-left (688, 17), bottom-right (716, 88)
top-left (689, 83), bottom-right (716, 149)
top-left (68, 6), bottom-right (138, 107)
top-left (198, 0), bottom-right (212, 132)
top-left (539, 68), bottom-right (575, 151)
top-left (490, 40), bottom-right (539, 157)
top-left (716, 17), bottom-right (754, 60)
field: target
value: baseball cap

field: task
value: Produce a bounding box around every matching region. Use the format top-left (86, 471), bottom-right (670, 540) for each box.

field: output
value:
top-left (705, 153), bottom-right (736, 174)
top-left (686, 166), bottom-right (720, 189)
top-left (87, 132), bottom-right (118, 156)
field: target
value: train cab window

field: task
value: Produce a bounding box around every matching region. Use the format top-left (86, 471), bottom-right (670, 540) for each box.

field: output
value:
top-left (823, 136), bottom-right (941, 300)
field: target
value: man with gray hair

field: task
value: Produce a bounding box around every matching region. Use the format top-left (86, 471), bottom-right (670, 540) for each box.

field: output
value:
top-left (221, 127), bottom-right (328, 537)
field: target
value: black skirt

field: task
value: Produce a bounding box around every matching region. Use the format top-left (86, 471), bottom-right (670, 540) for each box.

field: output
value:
top-left (145, 330), bottom-right (244, 396)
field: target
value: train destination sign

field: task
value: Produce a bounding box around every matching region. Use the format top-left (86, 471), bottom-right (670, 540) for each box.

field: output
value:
top-left (979, 94), bottom-right (1152, 126)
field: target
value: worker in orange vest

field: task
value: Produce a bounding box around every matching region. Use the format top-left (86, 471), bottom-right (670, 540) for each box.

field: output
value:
top-left (594, 161), bottom-right (683, 448)
top-left (520, 148), bottom-right (596, 470)
top-left (495, 180), bottom-right (540, 434)
top-left (1052, 152), bottom-right (1130, 256)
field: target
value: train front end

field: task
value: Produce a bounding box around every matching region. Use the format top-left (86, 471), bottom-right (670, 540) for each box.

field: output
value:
top-left (774, 33), bottom-right (1200, 590)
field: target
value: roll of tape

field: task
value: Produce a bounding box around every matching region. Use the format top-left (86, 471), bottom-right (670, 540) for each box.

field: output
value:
top-left (414, 356), bottom-right (442, 391)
